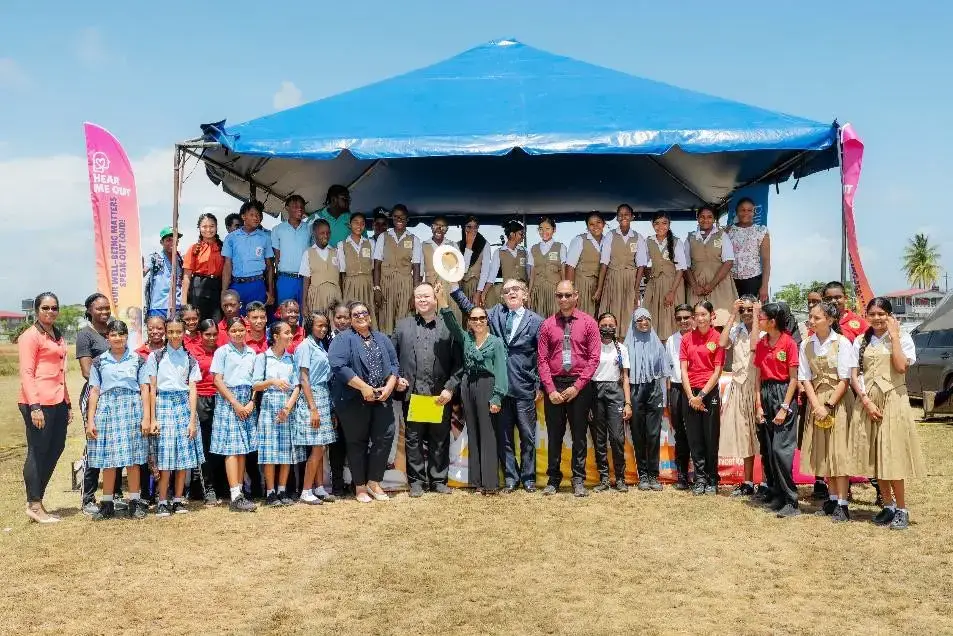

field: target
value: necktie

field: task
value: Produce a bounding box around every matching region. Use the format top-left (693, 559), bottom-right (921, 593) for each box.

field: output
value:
top-left (561, 318), bottom-right (573, 372)
top-left (504, 309), bottom-right (515, 342)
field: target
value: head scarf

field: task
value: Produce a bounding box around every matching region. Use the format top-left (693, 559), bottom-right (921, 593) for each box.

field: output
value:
top-left (624, 308), bottom-right (672, 384)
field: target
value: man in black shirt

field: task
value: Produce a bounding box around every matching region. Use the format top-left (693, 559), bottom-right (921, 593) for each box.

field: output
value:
top-left (392, 283), bottom-right (462, 497)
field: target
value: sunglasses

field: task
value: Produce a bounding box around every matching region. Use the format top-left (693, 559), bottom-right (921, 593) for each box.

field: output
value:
top-left (739, 308), bottom-right (753, 314)
top-left (351, 310), bottom-right (370, 318)
top-left (555, 292), bottom-right (574, 299)
top-left (468, 315), bottom-right (488, 323)
top-left (39, 305), bottom-right (60, 312)
top-left (502, 286), bottom-right (522, 294)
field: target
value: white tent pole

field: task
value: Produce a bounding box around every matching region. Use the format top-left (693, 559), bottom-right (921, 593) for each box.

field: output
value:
top-left (170, 145), bottom-right (183, 319)
top-left (837, 126), bottom-right (848, 284)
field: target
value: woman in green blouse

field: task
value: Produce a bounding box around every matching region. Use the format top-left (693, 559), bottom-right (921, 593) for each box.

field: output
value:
top-left (436, 283), bottom-right (508, 494)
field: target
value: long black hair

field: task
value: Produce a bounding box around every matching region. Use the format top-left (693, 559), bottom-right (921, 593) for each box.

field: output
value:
top-left (760, 302), bottom-right (791, 334)
top-left (33, 292), bottom-right (62, 340)
top-left (857, 297), bottom-right (893, 375)
top-left (651, 211), bottom-right (676, 262)
top-left (267, 320), bottom-right (290, 346)
top-left (811, 301), bottom-right (842, 335)
top-left (194, 213), bottom-right (223, 254)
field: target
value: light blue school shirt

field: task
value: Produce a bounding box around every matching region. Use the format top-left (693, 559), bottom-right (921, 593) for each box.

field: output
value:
top-left (222, 227), bottom-right (274, 278)
top-left (89, 348), bottom-right (148, 392)
top-left (143, 345), bottom-right (202, 392)
top-left (272, 219), bottom-right (314, 274)
top-left (253, 348), bottom-right (297, 386)
top-left (295, 338), bottom-right (331, 387)
top-left (210, 343), bottom-right (258, 387)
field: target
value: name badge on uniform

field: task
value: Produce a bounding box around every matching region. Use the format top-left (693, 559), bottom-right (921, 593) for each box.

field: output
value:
top-left (629, 242), bottom-right (637, 253)
top-left (361, 248), bottom-right (371, 258)
top-left (548, 252), bottom-right (558, 261)
top-left (519, 257), bottom-right (526, 267)
top-left (255, 246), bottom-right (264, 257)
top-left (403, 240), bottom-right (412, 249)
top-left (331, 256), bottom-right (338, 266)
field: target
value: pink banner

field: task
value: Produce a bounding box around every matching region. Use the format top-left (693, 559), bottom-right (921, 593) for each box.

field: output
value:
top-left (841, 124), bottom-right (874, 310)
top-left (84, 123), bottom-right (144, 347)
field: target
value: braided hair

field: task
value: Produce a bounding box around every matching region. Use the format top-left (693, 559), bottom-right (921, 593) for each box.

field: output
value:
top-left (193, 213), bottom-right (223, 258)
top-left (856, 297), bottom-right (893, 375)
top-left (651, 211), bottom-right (676, 262)
top-left (83, 292), bottom-right (109, 322)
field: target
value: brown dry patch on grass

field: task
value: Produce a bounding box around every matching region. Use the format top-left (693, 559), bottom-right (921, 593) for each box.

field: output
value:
top-left (1, 369), bottom-right (952, 635)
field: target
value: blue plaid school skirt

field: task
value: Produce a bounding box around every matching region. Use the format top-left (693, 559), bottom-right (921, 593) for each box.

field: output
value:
top-left (211, 386), bottom-right (258, 456)
top-left (257, 389), bottom-right (305, 465)
top-left (293, 383), bottom-right (336, 447)
top-left (155, 390), bottom-right (205, 471)
top-left (87, 388), bottom-right (148, 469)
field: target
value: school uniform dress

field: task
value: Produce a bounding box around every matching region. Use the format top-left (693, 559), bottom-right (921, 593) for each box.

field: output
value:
top-left (188, 341), bottom-right (227, 494)
top-left (719, 323), bottom-right (760, 459)
top-left (753, 333), bottom-right (800, 508)
top-left (184, 240), bottom-right (225, 322)
top-left (144, 345), bottom-right (205, 471)
top-left (77, 325), bottom-right (115, 503)
top-left (440, 308), bottom-right (509, 491)
top-left (210, 343), bottom-right (259, 456)
top-left (421, 239), bottom-right (454, 309)
top-left (254, 349), bottom-right (305, 465)
top-left (299, 244), bottom-right (342, 313)
top-left (479, 245), bottom-right (528, 310)
top-left (374, 229), bottom-right (422, 334)
top-left (528, 239), bottom-right (566, 320)
top-left (726, 224), bottom-right (768, 298)
top-left (851, 333), bottom-right (925, 480)
top-left (338, 236), bottom-right (377, 325)
top-left (679, 328), bottom-right (725, 487)
top-left (566, 232), bottom-right (603, 317)
top-left (665, 332), bottom-right (691, 482)
top-left (636, 235), bottom-right (687, 343)
top-left (601, 229), bottom-right (642, 336)
top-left (685, 228), bottom-right (737, 315)
top-left (222, 226), bottom-right (273, 309)
top-left (589, 341), bottom-right (629, 484)
top-left (798, 332), bottom-right (857, 477)
top-left (86, 349), bottom-right (149, 469)
top-left (294, 338), bottom-right (337, 448)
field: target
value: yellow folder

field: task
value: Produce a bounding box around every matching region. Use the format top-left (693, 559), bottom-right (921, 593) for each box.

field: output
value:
top-left (407, 394), bottom-right (446, 424)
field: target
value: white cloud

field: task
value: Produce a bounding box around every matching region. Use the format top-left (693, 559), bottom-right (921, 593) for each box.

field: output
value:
top-left (273, 81), bottom-right (303, 110)
top-left (0, 58), bottom-right (30, 91)
top-left (0, 148), bottom-right (241, 306)
top-left (76, 27), bottom-right (109, 67)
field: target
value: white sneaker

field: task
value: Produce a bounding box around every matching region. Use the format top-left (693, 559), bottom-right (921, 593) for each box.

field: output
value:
top-left (82, 501), bottom-right (100, 516)
top-left (299, 491), bottom-right (323, 506)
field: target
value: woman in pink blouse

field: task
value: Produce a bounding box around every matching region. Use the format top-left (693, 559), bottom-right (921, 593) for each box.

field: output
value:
top-left (18, 292), bottom-right (72, 523)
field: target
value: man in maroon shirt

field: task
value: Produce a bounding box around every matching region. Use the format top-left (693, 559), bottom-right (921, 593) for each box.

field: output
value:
top-left (537, 280), bottom-right (601, 497)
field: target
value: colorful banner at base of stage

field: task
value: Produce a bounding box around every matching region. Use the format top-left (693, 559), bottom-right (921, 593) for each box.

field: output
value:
top-left (841, 124), bottom-right (873, 311)
top-left (371, 374), bottom-right (817, 490)
top-left (84, 123), bottom-right (144, 348)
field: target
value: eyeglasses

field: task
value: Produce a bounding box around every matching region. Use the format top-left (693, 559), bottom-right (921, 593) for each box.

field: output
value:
top-left (468, 315), bottom-right (488, 323)
top-left (39, 305), bottom-right (59, 312)
top-left (432, 225), bottom-right (448, 231)
top-left (675, 315), bottom-right (693, 322)
top-left (502, 286), bottom-right (522, 294)
top-left (555, 292), bottom-right (574, 299)
top-left (351, 310), bottom-right (370, 318)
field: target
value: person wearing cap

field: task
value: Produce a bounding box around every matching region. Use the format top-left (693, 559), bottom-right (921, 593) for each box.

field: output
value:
top-left (373, 204), bottom-right (422, 334)
top-left (272, 194), bottom-right (314, 309)
top-left (144, 226), bottom-right (184, 318)
top-left (372, 208), bottom-right (390, 242)
top-left (477, 220), bottom-right (528, 309)
top-left (309, 185), bottom-right (353, 248)
top-left (222, 201), bottom-right (275, 311)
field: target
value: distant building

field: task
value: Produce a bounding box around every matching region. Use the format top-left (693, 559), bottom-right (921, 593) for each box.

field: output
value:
top-left (0, 310), bottom-right (27, 331)
top-left (883, 286), bottom-right (947, 325)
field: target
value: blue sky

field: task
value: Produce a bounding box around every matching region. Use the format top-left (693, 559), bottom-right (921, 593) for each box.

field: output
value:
top-left (1, 1), bottom-right (950, 306)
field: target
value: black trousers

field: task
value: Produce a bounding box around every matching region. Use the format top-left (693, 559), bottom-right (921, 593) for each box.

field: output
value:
top-left (631, 380), bottom-right (663, 479)
top-left (402, 398), bottom-right (451, 487)
top-left (244, 451), bottom-right (264, 498)
top-left (589, 381), bottom-right (626, 482)
top-left (328, 419), bottom-right (348, 492)
top-left (189, 274), bottom-right (222, 323)
top-left (338, 399), bottom-right (395, 486)
top-left (195, 395), bottom-right (227, 495)
top-left (462, 373), bottom-right (500, 490)
top-left (544, 376), bottom-right (594, 487)
top-left (759, 381), bottom-right (799, 507)
top-left (683, 388), bottom-right (721, 485)
top-left (20, 402), bottom-right (68, 503)
top-left (668, 385), bottom-right (691, 481)
top-left (733, 275), bottom-right (763, 298)
top-left (497, 395), bottom-right (537, 487)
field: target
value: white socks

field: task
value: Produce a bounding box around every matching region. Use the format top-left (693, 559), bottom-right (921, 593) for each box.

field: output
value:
top-left (230, 486), bottom-right (242, 502)
top-left (837, 499), bottom-right (848, 506)
top-left (101, 494), bottom-right (114, 502)
top-left (128, 492), bottom-right (140, 501)
top-left (277, 486), bottom-right (286, 495)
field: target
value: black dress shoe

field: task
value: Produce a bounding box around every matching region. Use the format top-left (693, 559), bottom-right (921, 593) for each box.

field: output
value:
top-left (523, 483), bottom-right (537, 493)
top-left (673, 479), bottom-right (690, 491)
top-left (811, 480), bottom-right (829, 501)
top-left (872, 507), bottom-right (896, 527)
top-left (92, 500), bottom-right (115, 521)
top-left (831, 504), bottom-right (850, 523)
top-left (768, 497), bottom-right (787, 512)
top-left (815, 499), bottom-right (838, 516)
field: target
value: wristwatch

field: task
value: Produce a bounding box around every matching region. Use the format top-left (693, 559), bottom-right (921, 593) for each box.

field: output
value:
top-left (697, 389), bottom-right (707, 398)
top-left (823, 401), bottom-right (835, 411)
top-left (780, 403), bottom-right (793, 413)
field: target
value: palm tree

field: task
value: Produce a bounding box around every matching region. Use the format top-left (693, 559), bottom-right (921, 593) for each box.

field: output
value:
top-left (902, 233), bottom-right (941, 288)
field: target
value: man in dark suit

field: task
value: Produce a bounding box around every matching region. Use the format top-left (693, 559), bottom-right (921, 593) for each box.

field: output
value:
top-left (451, 278), bottom-right (544, 493)
top-left (392, 283), bottom-right (463, 497)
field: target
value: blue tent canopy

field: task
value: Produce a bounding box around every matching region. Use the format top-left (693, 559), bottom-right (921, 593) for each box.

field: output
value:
top-left (194, 38), bottom-right (838, 221)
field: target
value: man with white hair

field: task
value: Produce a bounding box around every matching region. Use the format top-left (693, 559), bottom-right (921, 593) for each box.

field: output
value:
top-left (451, 278), bottom-right (543, 492)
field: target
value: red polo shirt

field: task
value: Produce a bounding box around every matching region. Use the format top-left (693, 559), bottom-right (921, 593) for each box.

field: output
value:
top-left (136, 344), bottom-right (162, 360)
top-left (838, 310), bottom-right (869, 343)
top-left (287, 325), bottom-right (305, 354)
top-left (246, 332), bottom-right (269, 354)
top-left (184, 331), bottom-right (202, 351)
top-left (186, 341), bottom-right (217, 397)
top-left (679, 328), bottom-right (725, 389)
top-left (754, 332), bottom-right (799, 381)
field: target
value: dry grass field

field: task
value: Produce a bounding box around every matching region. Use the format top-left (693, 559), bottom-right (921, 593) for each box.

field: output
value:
top-left (1, 345), bottom-right (952, 634)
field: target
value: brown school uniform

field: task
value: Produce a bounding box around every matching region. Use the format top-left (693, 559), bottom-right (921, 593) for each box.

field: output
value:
top-left (422, 240), bottom-right (451, 309)
top-left (456, 243), bottom-right (486, 324)
top-left (799, 336), bottom-right (854, 478)
top-left (719, 324), bottom-right (758, 459)
top-left (643, 239), bottom-right (681, 342)
top-left (573, 236), bottom-right (602, 317)
top-left (379, 231), bottom-right (415, 334)
top-left (603, 231), bottom-right (639, 336)
top-left (530, 241), bottom-right (564, 319)
top-left (484, 247), bottom-right (527, 309)
top-left (686, 229), bottom-right (737, 315)
top-left (341, 237), bottom-right (376, 325)
top-left (303, 246), bottom-right (342, 314)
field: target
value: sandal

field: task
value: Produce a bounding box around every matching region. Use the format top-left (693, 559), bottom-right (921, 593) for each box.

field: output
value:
top-left (356, 492), bottom-right (373, 504)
